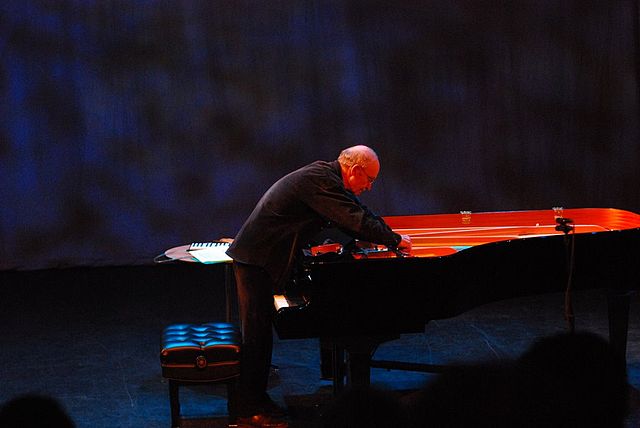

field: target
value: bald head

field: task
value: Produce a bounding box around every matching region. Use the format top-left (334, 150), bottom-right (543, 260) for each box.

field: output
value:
top-left (338, 145), bottom-right (380, 195)
top-left (338, 145), bottom-right (379, 170)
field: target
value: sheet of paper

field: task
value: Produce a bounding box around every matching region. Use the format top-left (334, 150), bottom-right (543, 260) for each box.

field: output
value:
top-left (188, 242), bottom-right (232, 264)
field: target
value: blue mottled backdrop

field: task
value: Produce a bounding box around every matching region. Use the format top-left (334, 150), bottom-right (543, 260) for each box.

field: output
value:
top-left (1, 1), bottom-right (639, 270)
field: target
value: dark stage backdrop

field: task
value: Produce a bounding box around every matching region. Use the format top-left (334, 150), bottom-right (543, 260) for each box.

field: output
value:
top-left (1, 1), bottom-right (639, 270)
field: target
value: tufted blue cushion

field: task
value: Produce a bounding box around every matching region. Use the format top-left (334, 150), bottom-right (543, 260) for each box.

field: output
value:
top-left (160, 322), bottom-right (241, 381)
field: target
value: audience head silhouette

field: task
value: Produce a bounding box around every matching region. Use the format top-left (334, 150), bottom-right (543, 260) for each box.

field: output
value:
top-left (0, 394), bottom-right (75, 428)
top-left (516, 331), bottom-right (628, 428)
top-left (406, 331), bottom-right (628, 428)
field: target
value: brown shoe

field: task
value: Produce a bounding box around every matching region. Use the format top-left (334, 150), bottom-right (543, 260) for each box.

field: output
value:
top-left (234, 414), bottom-right (288, 427)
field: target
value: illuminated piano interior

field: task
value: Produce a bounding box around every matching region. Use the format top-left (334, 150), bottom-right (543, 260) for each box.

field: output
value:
top-left (384, 208), bottom-right (640, 258)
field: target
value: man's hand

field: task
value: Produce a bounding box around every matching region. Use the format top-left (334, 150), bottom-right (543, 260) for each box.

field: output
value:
top-left (398, 234), bottom-right (412, 254)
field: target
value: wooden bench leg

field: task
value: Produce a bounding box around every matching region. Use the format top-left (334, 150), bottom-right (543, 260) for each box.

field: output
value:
top-left (169, 380), bottom-right (181, 428)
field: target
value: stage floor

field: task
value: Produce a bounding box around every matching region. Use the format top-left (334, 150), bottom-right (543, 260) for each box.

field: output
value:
top-left (0, 263), bottom-right (639, 427)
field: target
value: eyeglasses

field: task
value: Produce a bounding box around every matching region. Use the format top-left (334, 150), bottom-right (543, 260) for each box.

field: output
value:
top-left (364, 171), bottom-right (376, 184)
top-left (356, 165), bottom-right (376, 184)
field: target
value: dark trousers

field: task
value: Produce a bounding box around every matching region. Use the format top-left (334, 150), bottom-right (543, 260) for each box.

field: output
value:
top-left (233, 262), bottom-right (275, 406)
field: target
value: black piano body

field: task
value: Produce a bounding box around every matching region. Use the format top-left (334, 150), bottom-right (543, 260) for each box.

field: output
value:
top-left (272, 208), bottom-right (640, 389)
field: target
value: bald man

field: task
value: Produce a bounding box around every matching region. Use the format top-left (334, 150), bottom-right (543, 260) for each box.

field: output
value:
top-left (226, 146), bottom-right (411, 422)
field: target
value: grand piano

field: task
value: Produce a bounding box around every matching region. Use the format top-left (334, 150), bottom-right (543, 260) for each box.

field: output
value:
top-left (272, 208), bottom-right (640, 390)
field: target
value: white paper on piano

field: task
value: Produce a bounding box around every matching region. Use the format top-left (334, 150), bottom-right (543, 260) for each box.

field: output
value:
top-left (187, 242), bottom-right (233, 264)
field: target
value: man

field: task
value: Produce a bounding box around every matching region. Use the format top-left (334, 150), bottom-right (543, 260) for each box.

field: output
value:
top-left (226, 145), bottom-right (411, 422)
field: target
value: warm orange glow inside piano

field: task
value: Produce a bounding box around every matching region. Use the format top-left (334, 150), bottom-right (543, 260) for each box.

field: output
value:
top-left (377, 207), bottom-right (640, 258)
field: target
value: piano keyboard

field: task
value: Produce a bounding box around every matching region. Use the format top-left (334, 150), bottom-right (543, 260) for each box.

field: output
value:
top-left (274, 294), bottom-right (305, 311)
top-left (189, 241), bottom-right (230, 250)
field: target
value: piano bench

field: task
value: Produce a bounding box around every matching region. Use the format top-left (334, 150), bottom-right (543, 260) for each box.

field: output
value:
top-left (160, 322), bottom-right (241, 427)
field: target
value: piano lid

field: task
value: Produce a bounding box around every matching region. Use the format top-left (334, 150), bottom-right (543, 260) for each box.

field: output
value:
top-left (382, 208), bottom-right (640, 258)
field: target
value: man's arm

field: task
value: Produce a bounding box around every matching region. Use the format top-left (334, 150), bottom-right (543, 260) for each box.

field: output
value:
top-left (298, 176), bottom-right (403, 248)
top-left (397, 234), bottom-right (412, 253)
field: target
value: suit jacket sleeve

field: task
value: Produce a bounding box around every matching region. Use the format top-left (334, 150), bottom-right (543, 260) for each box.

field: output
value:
top-left (295, 169), bottom-right (401, 247)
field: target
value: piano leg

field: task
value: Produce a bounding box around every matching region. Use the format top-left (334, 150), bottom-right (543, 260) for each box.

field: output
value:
top-left (606, 289), bottom-right (633, 365)
top-left (331, 345), bottom-right (345, 395)
top-left (328, 335), bottom-right (398, 395)
top-left (320, 337), bottom-right (335, 380)
top-left (345, 342), bottom-right (374, 389)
